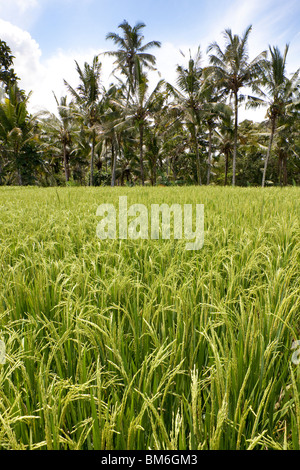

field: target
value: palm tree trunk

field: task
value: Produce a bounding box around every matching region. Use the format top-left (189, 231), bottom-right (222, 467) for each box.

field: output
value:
top-left (262, 117), bottom-right (276, 188)
top-left (139, 124), bottom-right (145, 186)
top-left (207, 127), bottom-right (212, 185)
top-left (15, 144), bottom-right (23, 186)
top-left (90, 132), bottom-right (95, 186)
top-left (232, 91), bottom-right (238, 186)
top-left (224, 151), bottom-right (229, 186)
top-left (17, 168), bottom-right (23, 186)
top-left (193, 126), bottom-right (201, 186)
top-left (111, 141), bottom-right (116, 187)
top-left (195, 143), bottom-right (202, 185)
top-left (63, 144), bottom-right (70, 183)
top-left (172, 159), bottom-right (177, 183)
top-left (278, 154), bottom-right (282, 186)
top-left (283, 154), bottom-right (288, 186)
top-left (153, 160), bottom-right (157, 186)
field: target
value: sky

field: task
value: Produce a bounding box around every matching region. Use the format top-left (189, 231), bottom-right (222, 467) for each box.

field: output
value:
top-left (0, 0), bottom-right (299, 121)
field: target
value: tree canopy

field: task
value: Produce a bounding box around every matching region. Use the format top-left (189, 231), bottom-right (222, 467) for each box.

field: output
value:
top-left (0, 25), bottom-right (299, 188)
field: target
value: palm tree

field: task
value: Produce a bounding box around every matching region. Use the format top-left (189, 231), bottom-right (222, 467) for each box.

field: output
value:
top-left (141, 103), bottom-right (167, 186)
top-left (275, 101), bottom-right (300, 186)
top-left (207, 25), bottom-right (266, 185)
top-left (201, 81), bottom-right (232, 184)
top-left (105, 20), bottom-right (161, 96)
top-left (113, 69), bottom-right (165, 185)
top-left (248, 44), bottom-right (300, 187)
top-left (167, 48), bottom-right (204, 185)
top-left (214, 112), bottom-right (234, 186)
top-left (64, 55), bottom-right (103, 186)
top-left (0, 85), bottom-right (39, 185)
top-left (40, 95), bottom-right (77, 183)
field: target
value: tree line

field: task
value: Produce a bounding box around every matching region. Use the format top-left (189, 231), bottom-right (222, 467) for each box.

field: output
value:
top-left (0, 21), bottom-right (299, 188)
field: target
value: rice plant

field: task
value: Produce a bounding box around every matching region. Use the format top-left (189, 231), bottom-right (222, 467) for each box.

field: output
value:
top-left (0, 186), bottom-right (299, 449)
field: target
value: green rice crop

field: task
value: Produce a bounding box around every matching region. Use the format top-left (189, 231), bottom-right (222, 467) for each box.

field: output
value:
top-left (0, 186), bottom-right (299, 450)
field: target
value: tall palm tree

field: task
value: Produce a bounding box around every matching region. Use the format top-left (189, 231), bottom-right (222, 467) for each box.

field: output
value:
top-left (200, 80), bottom-right (232, 184)
top-left (167, 48), bottom-right (204, 185)
top-left (207, 25), bottom-right (266, 185)
top-left (214, 112), bottom-right (234, 186)
top-left (40, 95), bottom-right (76, 183)
top-left (100, 94), bottom-right (122, 188)
top-left (64, 55), bottom-right (103, 186)
top-left (278, 117), bottom-right (300, 186)
top-left (113, 69), bottom-right (165, 186)
top-left (248, 44), bottom-right (300, 187)
top-left (105, 20), bottom-right (161, 96)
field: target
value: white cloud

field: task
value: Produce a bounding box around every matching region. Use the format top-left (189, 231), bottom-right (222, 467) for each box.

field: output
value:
top-left (0, 19), bottom-right (44, 93)
top-left (0, 0), bottom-right (41, 29)
top-left (37, 48), bottom-right (115, 114)
top-left (0, 0), bottom-right (38, 12)
top-left (0, 19), bottom-right (116, 114)
top-left (151, 42), bottom-right (183, 87)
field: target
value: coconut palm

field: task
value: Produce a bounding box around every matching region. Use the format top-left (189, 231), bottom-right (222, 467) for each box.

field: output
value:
top-left (112, 68), bottom-right (165, 185)
top-left (214, 111), bottom-right (234, 186)
top-left (64, 55), bottom-right (103, 186)
top-left (105, 20), bottom-right (161, 96)
top-left (207, 25), bottom-right (266, 185)
top-left (200, 80), bottom-right (232, 184)
top-left (275, 102), bottom-right (300, 186)
top-left (167, 48), bottom-right (204, 185)
top-left (40, 95), bottom-right (78, 183)
top-left (248, 44), bottom-right (300, 186)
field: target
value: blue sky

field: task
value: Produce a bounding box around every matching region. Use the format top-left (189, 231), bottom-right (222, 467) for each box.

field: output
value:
top-left (29, 0), bottom-right (243, 54)
top-left (0, 0), bottom-right (299, 120)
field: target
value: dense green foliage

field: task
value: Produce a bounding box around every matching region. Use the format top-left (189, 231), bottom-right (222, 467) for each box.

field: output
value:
top-left (0, 186), bottom-right (299, 450)
top-left (0, 22), bottom-right (299, 188)
top-left (0, 40), bottom-right (19, 93)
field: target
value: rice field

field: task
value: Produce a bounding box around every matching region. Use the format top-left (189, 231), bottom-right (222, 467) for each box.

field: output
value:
top-left (0, 186), bottom-right (299, 450)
